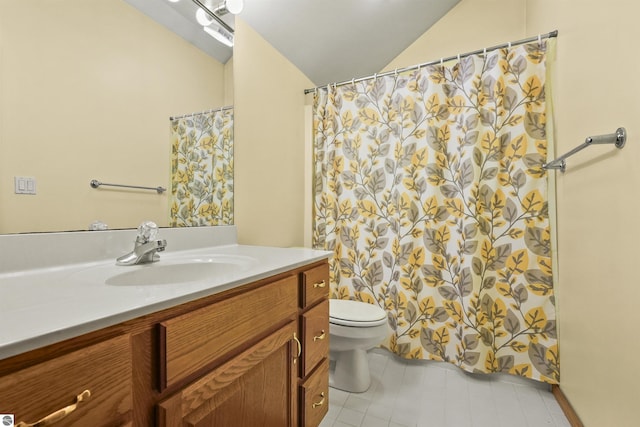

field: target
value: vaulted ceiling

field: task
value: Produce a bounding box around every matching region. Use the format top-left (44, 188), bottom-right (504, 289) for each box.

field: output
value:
top-left (125, 0), bottom-right (461, 86)
top-left (240, 0), bottom-right (461, 86)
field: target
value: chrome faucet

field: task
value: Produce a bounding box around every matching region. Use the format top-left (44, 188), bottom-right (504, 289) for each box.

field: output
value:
top-left (116, 221), bottom-right (167, 266)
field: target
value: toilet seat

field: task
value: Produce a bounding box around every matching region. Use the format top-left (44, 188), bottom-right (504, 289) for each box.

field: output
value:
top-left (329, 299), bottom-right (387, 327)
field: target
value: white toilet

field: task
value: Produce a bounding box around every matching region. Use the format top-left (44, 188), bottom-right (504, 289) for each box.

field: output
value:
top-left (329, 299), bottom-right (388, 393)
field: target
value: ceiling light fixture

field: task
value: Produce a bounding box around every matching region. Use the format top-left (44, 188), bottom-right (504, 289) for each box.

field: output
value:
top-left (191, 0), bottom-right (237, 47)
top-left (191, 1), bottom-right (234, 32)
top-left (214, 0), bottom-right (244, 15)
top-left (195, 7), bottom-right (215, 26)
top-left (203, 25), bottom-right (234, 47)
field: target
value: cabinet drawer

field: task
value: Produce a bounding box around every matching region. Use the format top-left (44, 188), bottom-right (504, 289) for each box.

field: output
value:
top-left (301, 263), bottom-right (329, 308)
top-left (159, 275), bottom-right (298, 390)
top-left (0, 334), bottom-right (132, 427)
top-left (299, 358), bottom-right (329, 427)
top-left (301, 299), bottom-right (329, 378)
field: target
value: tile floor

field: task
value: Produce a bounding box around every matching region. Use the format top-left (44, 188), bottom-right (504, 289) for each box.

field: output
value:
top-left (319, 349), bottom-right (571, 427)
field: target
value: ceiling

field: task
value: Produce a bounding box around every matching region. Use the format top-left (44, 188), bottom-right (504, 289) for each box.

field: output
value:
top-left (124, 0), bottom-right (461, 86)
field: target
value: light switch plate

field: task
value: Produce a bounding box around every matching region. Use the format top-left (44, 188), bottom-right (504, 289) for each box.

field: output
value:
top-left (14, 176), bottom-right (36, 195)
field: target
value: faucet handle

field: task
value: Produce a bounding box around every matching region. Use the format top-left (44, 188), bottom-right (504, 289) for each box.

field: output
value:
top-left (137, 221), bottom-right (159, 243)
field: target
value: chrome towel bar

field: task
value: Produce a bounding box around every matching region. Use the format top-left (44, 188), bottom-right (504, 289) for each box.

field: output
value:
top-left (543, 127), bottom-right (626, 172)
top-left (90, 179), bottom-right (166, 194)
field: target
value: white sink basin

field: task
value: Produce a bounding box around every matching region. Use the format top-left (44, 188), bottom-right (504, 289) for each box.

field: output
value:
top-left (69, 254), bottom-right (257, 286)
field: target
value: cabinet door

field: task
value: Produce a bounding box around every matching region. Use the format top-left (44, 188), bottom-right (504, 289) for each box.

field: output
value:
top-left (0, 334), bottom-right (132, 427)
top-left (159, 275), bottom-right (298, 391)
top-left (157, 322), bottom-right (298, 427)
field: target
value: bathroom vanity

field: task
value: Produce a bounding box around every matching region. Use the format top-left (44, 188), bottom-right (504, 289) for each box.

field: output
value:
top-left (0, 226), bottom-right (330, 426)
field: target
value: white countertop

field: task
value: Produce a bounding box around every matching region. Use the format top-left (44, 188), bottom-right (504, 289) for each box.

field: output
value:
top-left (0, 227), bottom-right (330, 360)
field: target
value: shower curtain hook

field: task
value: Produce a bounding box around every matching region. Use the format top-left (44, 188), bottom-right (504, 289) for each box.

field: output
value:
top-left (538, 33), bottom-right (542, 45)
top-left (351, 78), bottom-right (355, 86)
top-left (508, 41), bottom-right (512, 48)
top-left (394, 68), bottom-right (398, 77)
top-left (457, 53), bottom-right (461, 62)
top-left (440, 58), bottom-right (444, 66)
top-left (483, 47), bottom-right (487, 56)
top-left (374, 73), bottom-right (378, 81)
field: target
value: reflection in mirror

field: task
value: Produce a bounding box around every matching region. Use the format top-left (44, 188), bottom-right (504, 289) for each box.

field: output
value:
top-left (170, 107), bottom-right (234, 226)
top-left (0, 0), bottom-right (233, 234)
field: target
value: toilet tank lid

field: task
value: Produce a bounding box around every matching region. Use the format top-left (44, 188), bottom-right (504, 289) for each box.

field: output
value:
top-left (329, 299), bottom-right (387, 324)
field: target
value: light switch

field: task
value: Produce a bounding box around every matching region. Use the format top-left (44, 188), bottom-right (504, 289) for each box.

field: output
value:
top-left (14, 176), bottom-right (36, 195)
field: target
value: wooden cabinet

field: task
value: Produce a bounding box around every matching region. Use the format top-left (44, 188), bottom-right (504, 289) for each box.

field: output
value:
top-left (300, 359), bottom-right (329, 427)
top-left (158, 275), bottom-right (299, 391)
top-left (0, 334), bottom-right (133, 426)
top-left (157, 275), bottom-right (300, 426)
top-left (298, 263), bottom-right (330, 426)
top-left (157, 322), bottom-right (298, 426)
top-left (0, 259), bottom-right (329, 427)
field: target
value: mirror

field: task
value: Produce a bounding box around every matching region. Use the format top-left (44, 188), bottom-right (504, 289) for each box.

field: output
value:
top-left (0, 0), bottom-right (233, 234)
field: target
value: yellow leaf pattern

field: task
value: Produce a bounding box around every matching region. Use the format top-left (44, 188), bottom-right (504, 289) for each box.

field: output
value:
top-left (313, 41), bottom-right (558, 383)
top-left (169, 109), bottom-right (234, 227)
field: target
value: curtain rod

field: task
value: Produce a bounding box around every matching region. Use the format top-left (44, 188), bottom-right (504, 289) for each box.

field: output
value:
top-left (304, 30), bottom-right (558, 94)
top-left (170, 105), bottom-right (233, 121)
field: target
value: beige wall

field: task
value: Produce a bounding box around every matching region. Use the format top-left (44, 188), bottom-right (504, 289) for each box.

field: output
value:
top-left (527, 1), bottom-right (640, 426)
top-left (0, 0), bottom-right (226, 233)
top-left (385, 0), bottom-right (526, 72)
top-left (233, 18), bottom-right (313, 247)
top-left (233, 0), bottom-right (640, 421)
top-left (383, 0), bottom-right (640, 425)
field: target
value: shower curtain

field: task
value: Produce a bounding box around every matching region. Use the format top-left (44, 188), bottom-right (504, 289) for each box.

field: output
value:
top-left (312, 40), bottom-right (558, 383)
top-left (170, 108), bottom-right (234, 227)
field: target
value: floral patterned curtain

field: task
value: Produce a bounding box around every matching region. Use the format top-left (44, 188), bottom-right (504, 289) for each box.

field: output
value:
top-left (312, 41), bottom-right (558, 383)
top-left (170, 108), bottom-right (234, 226)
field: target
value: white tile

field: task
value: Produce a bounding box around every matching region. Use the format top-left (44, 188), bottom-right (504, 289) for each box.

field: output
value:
top-left (325, 402), bottom-right (341, 421)
top-left (336, 407), bottom-right (366, 426)
top-left (550, 409), bottom-right (572, 427)
top-left (514, 384), bottom-right (556, 426)
top-left (468, 381), bottom-right (500, 427)
top-left (444, 393), bottom-right (472, 427)
top-left (391, 404), bottom-right (421, 426)
top-left (319, 415), bottom-right (335, 427)
top-left (344, 395), bottom-right (372, 413)
top-left (366, 401), bottom-right (394, 422)
top-left (421, 364), bottom-right (447, 391)
top-left (356, 376), bottom-right (381, 401)
top-left (328, 350), bottom-right (571, 427)
top-left (330, 387), bottom-right (351, 406)
top-left (417, 409), bottom-right (445, 426)
top-left (361, 413), bottom-right (392, 427)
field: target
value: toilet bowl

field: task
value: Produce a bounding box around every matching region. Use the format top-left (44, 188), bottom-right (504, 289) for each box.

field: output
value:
top-left (329, 299), bottom-right (388, 393)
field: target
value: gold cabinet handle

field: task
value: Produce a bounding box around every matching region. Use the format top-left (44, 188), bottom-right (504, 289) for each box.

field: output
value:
top-left (293, 333), bottom-right (302, 357)
top-left (312, 392), bottom-right (326, 408)
top-left (313, 280), bottom-right (326, 289)
top-left (16, 389), bottom-right (91, 427)
top-left (313, 330), bottom-right (326, 342)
